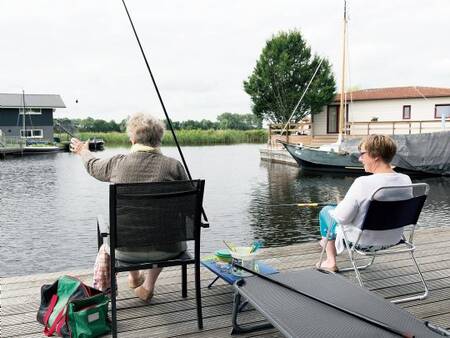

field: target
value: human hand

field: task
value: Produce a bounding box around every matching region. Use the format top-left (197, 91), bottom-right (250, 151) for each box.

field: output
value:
top-left (70, 138), bottom-right (89, 154)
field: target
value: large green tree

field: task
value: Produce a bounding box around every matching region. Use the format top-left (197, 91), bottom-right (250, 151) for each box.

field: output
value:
top-left (244, 30), bottom-right (336, 123)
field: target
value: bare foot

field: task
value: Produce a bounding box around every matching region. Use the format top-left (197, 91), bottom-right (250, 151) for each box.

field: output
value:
top-left (128, 272), bottom-right (145, 289)
top-left (315, 261), bottom-right (338, 273)
top-left (134, 285), bottom-right (154, 302)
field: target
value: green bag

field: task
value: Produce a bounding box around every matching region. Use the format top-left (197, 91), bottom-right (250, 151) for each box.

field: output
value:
top-left (67, 293), bottom-right (110, 338)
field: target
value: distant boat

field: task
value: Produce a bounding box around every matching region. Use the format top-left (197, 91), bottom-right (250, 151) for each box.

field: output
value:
top-left (23, 139), bottom-right (60, 155)
top-left (88, 138), bottom-right (104, 151)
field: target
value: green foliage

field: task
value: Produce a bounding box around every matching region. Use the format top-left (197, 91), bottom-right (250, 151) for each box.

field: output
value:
top-left (217, 113), bottom-right (262, 130)
top-left (243, 30), bottom-right (336, 123)
top-left (68, 130), bottom-right (267, 146)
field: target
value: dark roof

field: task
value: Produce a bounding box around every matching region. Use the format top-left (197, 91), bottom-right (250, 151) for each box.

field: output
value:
top-left (334, 86), bottom-right (450, 102)
top-left (0, 93), bottom-right (66, 108)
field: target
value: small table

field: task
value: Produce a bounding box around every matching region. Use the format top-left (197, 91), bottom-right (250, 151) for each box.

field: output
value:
top-left (201, 258), bottom-right (278, 288)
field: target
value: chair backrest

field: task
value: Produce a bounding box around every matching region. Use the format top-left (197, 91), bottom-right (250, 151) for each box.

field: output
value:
top-left (361, 183), bottom-right (429, 231)
top-left (109, 180), bottom-right (205, 249)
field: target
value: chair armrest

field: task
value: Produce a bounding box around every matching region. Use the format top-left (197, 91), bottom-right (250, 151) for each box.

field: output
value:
top-left (201, 221), bottom-right (210, 228)
top-left (97, 215), bottom-right (110, 237)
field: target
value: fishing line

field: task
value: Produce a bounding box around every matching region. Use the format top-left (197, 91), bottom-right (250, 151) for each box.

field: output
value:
top-left (121, 0), bottom-right (208, 221)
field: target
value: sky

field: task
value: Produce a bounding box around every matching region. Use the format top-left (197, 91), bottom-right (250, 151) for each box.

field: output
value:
top-left (1, 0), bottom-right (449, 122)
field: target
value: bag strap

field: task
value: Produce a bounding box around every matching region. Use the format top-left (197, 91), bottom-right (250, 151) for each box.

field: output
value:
top-left (43, 294), bottom-right (58, 326)
top-left (43, 307), bottom-right (66, 337)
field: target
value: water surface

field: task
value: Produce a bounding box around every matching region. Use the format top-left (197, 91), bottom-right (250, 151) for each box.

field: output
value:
top-left (1, 144), bottom-right (449, 276)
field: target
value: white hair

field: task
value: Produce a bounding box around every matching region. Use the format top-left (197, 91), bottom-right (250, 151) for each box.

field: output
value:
top-left (126, 112), bottom-right (165, 147)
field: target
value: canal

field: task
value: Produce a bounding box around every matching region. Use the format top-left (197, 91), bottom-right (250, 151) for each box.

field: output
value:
top-left (1, 144), bottom-right (449, 276)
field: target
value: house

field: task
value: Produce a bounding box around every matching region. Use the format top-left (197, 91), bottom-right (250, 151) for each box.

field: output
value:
top-left (0, 93), bottom-right (66, 141)
top-left (312, 86), bottom-right (450, 137)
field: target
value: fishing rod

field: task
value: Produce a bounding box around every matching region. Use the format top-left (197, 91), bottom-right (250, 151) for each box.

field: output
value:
top-left (234, 264), bottom-right (414, 338)
top-left (268, 202), bottom-right (336, 207)
top-left (121, 0), bottom-right (208, 222)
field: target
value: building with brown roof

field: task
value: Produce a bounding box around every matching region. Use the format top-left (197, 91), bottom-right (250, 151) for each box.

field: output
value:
top-left (312, 86), bottom-right (450, 136)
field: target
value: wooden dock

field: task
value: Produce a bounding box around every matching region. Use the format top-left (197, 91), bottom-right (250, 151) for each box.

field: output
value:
top-left (2, 226), bottom-right (450, 337)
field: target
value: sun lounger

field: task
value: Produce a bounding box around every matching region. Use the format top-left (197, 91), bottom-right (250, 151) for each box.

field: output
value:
top-left (232, 268), bottom-right (449, 337)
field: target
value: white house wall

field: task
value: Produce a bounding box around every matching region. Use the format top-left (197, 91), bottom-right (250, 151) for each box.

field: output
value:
top-left (314, 97), bottom-right (450, 136)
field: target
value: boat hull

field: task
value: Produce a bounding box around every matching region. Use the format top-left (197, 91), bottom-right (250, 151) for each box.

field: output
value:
top-left (281, 142), bottom-right (364, 174)
top-left (23, 146), bottom-right (61, 155)
top-left (280, 141), bottom-right (440, 177)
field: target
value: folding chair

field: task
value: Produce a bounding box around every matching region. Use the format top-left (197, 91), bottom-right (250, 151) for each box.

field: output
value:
top-left (97, 180), bottom-right (207, 337)
top-left (319, 183), bottom-right (429, 304)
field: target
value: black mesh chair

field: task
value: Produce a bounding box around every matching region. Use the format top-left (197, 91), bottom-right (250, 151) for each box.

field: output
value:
top-left (319, 183), bottom-right (430, 304)
top-left (97, 180), bottom-right (207, 337)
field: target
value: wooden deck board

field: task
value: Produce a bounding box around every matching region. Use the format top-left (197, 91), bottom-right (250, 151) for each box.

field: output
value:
top-left (1, 226), bottom-right (449, 337)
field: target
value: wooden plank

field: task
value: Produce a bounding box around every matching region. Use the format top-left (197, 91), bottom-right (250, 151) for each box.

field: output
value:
top-left (2, 226), bottom-right (450, 337)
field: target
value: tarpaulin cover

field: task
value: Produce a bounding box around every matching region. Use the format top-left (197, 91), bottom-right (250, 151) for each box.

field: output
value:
top-left (340, 131), bottom-right (450, 176)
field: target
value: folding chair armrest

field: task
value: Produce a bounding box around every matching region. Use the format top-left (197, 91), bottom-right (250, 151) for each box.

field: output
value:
top-left (201, 221), bottom-right (210, 228)
top-left (97, 215), bottom-right (110, 237)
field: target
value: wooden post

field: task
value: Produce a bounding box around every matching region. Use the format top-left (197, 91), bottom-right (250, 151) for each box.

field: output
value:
top-left (392, 122), bottom-right (395, 135)
top-left (268, 124), bottom-right (272, 147)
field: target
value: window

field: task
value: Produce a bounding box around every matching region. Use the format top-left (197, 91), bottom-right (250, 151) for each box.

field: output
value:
top-left (20, 129), bottom-right (43, 138)
top-left (435, 104), bottom-right (450, 119)
top-left (19, 108), bottom-right (42, 115)
top-left (402, 105), bottom-right (411, 119)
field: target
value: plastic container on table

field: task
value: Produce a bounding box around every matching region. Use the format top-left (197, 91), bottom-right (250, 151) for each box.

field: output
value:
top-left (230, 247), bottom-right (258, 277)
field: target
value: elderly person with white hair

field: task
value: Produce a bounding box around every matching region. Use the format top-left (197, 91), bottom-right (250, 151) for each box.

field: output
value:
top-left (70, 112), bottom-right (187, 302)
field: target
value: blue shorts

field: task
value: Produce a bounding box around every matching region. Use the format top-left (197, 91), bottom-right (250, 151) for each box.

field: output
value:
top-left (319, 205), bottom-right (338, 240)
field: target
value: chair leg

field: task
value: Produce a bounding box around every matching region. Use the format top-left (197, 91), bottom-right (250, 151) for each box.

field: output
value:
top-left (346, 249), bottom-right (364, 287)
top-left (391, 251), bottom-right (429, 304)
top-left (340, 255), bottom-right (376, 272)
top-left (181, 263), bottom-right (188, 298)
top-left (110, 270), bottom-right (118, 338)
top-left (195, 260), bottom-right (203, 329)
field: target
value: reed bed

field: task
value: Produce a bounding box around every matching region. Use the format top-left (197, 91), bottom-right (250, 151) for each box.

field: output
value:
top-left (60, 129), bottom-right (268, 146)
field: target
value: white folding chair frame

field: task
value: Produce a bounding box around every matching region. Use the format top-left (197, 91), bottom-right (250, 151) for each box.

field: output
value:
top-left (318, 183), bottom-right (430, 304)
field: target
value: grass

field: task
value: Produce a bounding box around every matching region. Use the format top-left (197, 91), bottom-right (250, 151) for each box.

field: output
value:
top-left (57, 129), bottom-right (268, 146)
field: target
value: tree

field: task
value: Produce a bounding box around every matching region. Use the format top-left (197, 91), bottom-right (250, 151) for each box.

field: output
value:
top-left (243, 30), bottom-right (336, 124)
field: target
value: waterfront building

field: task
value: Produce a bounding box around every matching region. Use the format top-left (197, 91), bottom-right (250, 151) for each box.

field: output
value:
top-left (0, 93), bottom-right (66, 141)
top-left (313, 86), bottom-right (450, 137)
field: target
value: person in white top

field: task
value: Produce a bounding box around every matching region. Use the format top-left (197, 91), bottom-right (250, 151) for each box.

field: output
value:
top-left (316, 135), bottom-right (412, 272)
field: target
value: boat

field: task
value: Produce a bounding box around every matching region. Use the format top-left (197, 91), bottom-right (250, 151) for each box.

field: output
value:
top-left (280, 3), bottom-right (450, 177)
top-left (279, 131), bottom-right (450, 176)
top-left (23, 139), bottom-right (60, 154)
top-left (88, 138), bottom-right (104, 151)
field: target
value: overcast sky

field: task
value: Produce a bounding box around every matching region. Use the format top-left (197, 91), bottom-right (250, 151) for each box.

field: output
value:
top-left (1, 0), bottom-right (449, 122)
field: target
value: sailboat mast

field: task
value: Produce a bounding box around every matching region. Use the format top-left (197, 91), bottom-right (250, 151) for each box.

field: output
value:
top-left (338, 0), bottom-right (347, 143)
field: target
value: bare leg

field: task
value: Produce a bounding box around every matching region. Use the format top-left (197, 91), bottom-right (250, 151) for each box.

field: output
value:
top-left (316, 239), bottom-right (338, 272)
top-left (128, 270), bottom-right (144, 288)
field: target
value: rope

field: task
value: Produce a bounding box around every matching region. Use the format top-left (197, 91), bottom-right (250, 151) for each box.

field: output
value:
top-left (280, 58), bottom-right (324, 137)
